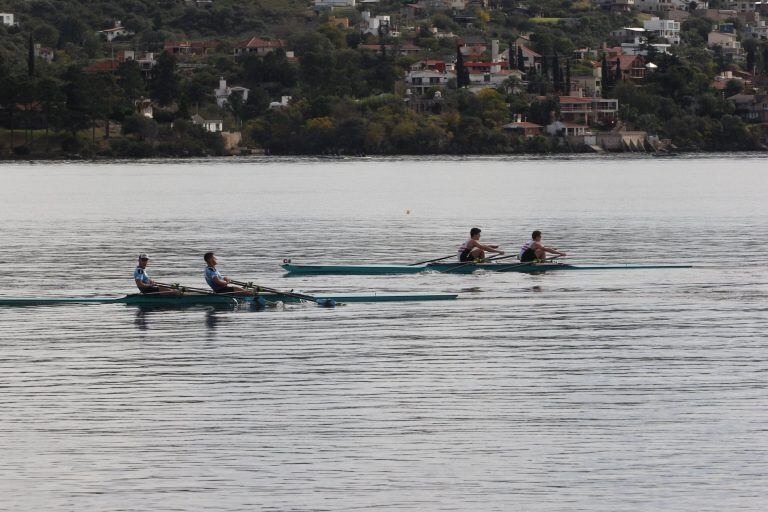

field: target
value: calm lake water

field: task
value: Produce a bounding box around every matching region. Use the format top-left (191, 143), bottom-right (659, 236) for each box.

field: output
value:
top-left (1, 155), bottom-right (767, 511)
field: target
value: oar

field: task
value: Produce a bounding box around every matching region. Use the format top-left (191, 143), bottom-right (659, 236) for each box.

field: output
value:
top-left (409, 254), bottom-right (456, 266)
top-left (494, 256), bottom-right (562, 272)
top-left (439, 251), bottom-right (513, 273)
top-left (153, 281), bottom-right (219, 295)
top-left (230, 280), bottom-right (336, 308)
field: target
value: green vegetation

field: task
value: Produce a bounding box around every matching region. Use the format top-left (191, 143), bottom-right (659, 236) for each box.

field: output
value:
top-left (0, 0), bottom-right (766, 157)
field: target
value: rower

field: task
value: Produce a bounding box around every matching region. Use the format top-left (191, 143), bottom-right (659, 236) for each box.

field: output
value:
top-left (133, 253), bottom-right (178, 295)
top-left (519, 230), bottom-right (566, 262)
top-left (458, 227), bottom-right (504, 262)
top-left (203, 252), bottom-right (249, 295)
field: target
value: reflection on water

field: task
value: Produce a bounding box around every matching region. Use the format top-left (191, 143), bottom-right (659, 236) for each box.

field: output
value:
top-left (1, 156), bottom-right (767, 512)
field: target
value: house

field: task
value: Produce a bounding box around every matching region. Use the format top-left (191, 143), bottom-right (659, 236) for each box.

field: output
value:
top-left (99, 21), bottom-right (134, 42)
top-left (315, 0), bottom-right (356, 8)
top-left (635, 0), bottom-right (708, 12)
top-left (503, 114), bottom-right (543, 137)
top-left (84, 59), bottom-right (121, 73)
top-left (609, 55), bottom-right (647, 80)
top-left (192, 114), bottom-right (223, 133)
top-left (214, 78), bottom-right (250, 108)
top-left (708, 30), bottom-right (743, 57)
top-left (0, 13), bottom-right (14, 26)
top-left (468, 69), bottom-right (522, 92)
top-left (269, 96), bottom-right (292, 109)
top-left (643, 17), bottom-right (681, 44)
top-left (358, 43), bottom-right (423, 56)
top-left (411, 60), bottom-right (447, 73)
top-left (546, 120), bottom-right (594, 137)
top-left (33, 44), bottom-right (54, 63)
top-left (730, 0), bottom-right (760, 12)
top-left (558, 96), bottom-right (619, 125)
top-left (728, 93), bottom-right (768, 122)
top-left (118, 51), bottom-right (157, 77)
top-left (570, 65), bottom-right (603, 98)
top-left (234, 37), bottom-right (286, 57)
top-left (597, 0), bottom-right (635, 12)
top-left (360, 11), bottom-right (398, 36)
top-left (502, 45), bottom-right (542, 72)
top-left (405, 69), bottom-right (454, 95)
top-left (164, 40), bottom-right (219, 56)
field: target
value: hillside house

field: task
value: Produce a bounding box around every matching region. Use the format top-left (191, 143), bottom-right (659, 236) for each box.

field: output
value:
top-left (99, 21), bottom-right (134, 42)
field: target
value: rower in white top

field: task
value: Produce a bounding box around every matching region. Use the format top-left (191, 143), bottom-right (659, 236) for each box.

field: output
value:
top-left (458, 227), bottom-right (505, 262)
top-left (519, 230), bottom-right (566, 262)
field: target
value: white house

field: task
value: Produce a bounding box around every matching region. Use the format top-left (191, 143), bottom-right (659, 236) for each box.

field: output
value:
top-left (269, 96), bottom-right (292, 109)
top-left (643, 17), bottom-right (681, 44)
top-left (405, 69), bottom-right (454, 95)
top-left (192, 114), bottom-right (223, 133)
top-left (360, 11), bottom-right (397, 36)
top-left (315, 0), bottom-right (356, 7)
top-left (99, 21), bottom-right (134, 42)
top-left (0, 13), bottom-right (14, 26)
top-left (214, 78), bottom-right (250, 108)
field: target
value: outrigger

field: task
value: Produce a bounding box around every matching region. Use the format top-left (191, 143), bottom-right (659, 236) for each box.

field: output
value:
top-left (282, 256), bottom-right (693, 275)
top-left (0, 281), bottom-right (458, 308)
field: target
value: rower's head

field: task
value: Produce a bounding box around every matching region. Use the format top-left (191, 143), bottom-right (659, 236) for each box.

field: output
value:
top-left (532, 230), bottom-right (542, 241)
top-left (204, 252), bottom-right (217, 267)
top-left (470, 227), bottom-right (481, 240)
top-left (137, 253), bottom-right (149, 268)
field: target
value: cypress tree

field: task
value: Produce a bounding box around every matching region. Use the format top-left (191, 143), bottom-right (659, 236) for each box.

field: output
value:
top-left (517, 46), bottom-right (525, 72)
top-left (614, 57), bottom-right (622, 83)
top-left (508, 40), bottom-right (515, 69)
top-left (566, 59), bottom-right (571, 95)
top-left (456, 46), bottom-right (469, 88)
top-left (28, 34), bottom-right (35, 77)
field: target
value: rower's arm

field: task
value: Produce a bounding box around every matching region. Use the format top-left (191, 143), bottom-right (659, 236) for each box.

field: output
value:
top-left (213, 276), bottom-right (229, 287)
top-left (476, 242), bottom-right (503, 253)
top-left (543, 246), bottom-right (566, 256)
top-left (135, 278), bottom-right (155, 289)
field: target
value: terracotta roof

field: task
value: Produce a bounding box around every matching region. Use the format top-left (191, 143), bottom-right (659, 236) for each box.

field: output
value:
top-left (84, 59), bottom-right (120, 73)
top-left (559, 96), bottom-right (592, 103)
top-left (235, 37), bottom-right (285, 49)
top-left (505, 121), bottom-right (542, 129)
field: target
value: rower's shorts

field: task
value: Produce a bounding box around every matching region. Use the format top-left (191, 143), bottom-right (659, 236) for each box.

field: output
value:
top-left (459, 250), bottom-right (473, 262)
top-left (520, 249), bottom-right (536, 262)
top-left (139, 286), bottom-right (161, 294)
top-left (213, 286), bottom-right (238, 294)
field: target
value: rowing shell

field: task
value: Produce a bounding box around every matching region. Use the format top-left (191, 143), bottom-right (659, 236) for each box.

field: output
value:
top-left (0, 292), bottom-right (458, 307)
top-left (282, 262), bottom-right (694, 275)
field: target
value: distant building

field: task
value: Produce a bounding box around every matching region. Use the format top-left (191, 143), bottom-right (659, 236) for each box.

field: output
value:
top-left (643, 17), bottom-right (681, 44)
top-left (214, 78), bottom-right (250, 108)
top-left (234, 37), bottom-right (286, 57)
top-left (0, 13), bottom-right (14, 26)
top-left (269, 96), bottom-right (292, 109)
top-left (361, 11), bottom-right (398, 36)
top-left (503, 115), bottom-right (543, 138)
top-left (708, 30), bottom-right (743, 57)
top-left (192, 114), bottom-right (223, 132)
top-left (405, 69), bottom-right (454, 95)
top-left (164, 40), bottom-right (219, 56)
top-left (99, 21), bottom-right (134, 42)
top-left (33, 44), bottom-right (54, 63)
top-left (315, 0), bottom-right (356, 8)
top-left (558, 96), bottom-right (619, 125)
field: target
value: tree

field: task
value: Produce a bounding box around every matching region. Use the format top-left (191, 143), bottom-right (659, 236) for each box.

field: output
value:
top-left (744, 38), bottom-right (758, 74)
top-left (565, 59), bottom-right (571, 95)
top-left (456, 46), bottom-right (470, 88)
top-left (27, 34), bottom-right (35, 77)
top-left (118, 60), bottom-right (146, 101)
top-left (150, 53), bottom-right (179, 107)
top-left (517, 47), bottom-right (525, 72)
top-left (601, 55), bottom-right (611, 94)
top-left (614, 57), bottom-right (622, 83)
